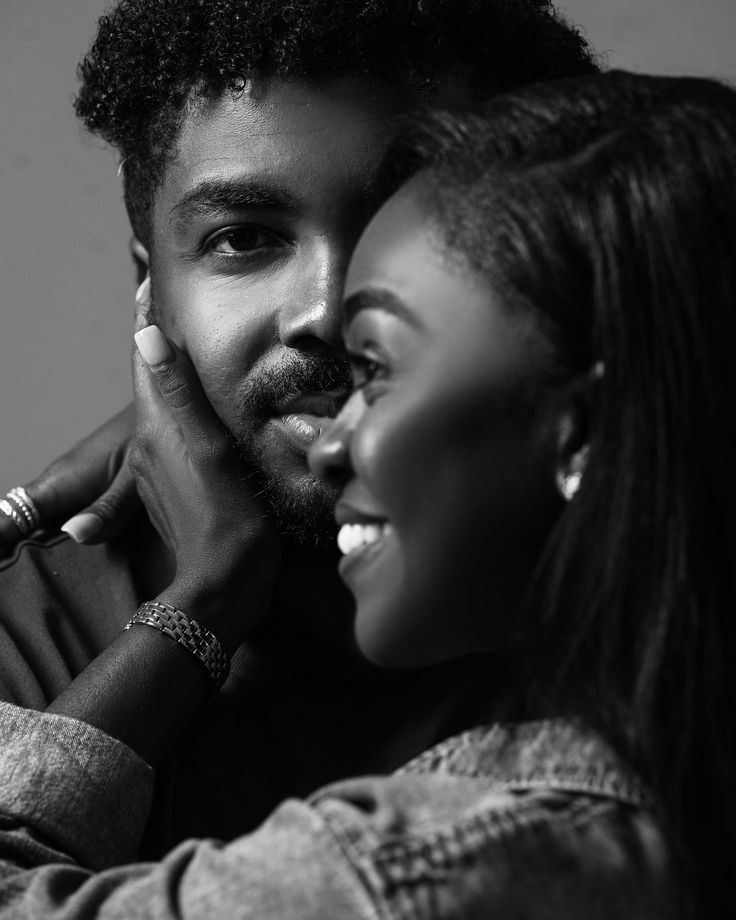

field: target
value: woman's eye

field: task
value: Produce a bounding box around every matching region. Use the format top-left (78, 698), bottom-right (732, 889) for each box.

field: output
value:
top-left (350, 354), bottom-right (388, 402)
top-left (205, 227), bottom-right (280, 256)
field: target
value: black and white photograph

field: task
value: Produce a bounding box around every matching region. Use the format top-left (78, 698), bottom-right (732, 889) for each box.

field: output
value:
top-left (1, 2), bottom-right (735, 916)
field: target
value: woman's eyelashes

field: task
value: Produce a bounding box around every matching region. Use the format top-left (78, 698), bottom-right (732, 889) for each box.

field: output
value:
top-left (349, 352), bottom-right (389, 403)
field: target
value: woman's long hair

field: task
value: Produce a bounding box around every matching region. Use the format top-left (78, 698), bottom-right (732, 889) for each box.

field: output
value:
top-left (386, 72), bottom-right (736, 915)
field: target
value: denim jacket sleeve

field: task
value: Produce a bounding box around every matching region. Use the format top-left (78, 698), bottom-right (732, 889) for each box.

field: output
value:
top-left (0, 701), bottom-right (379, 920)
top-left (0, 702), bottom-right (673, 920)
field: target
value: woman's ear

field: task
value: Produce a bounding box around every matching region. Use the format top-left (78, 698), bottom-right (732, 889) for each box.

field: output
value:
top-left (554, 363), bottom-right (603, 502)
top-left (130, 237), bottom-right (150, 285)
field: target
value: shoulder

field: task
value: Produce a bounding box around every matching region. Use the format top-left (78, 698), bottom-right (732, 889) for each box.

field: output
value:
top-left (0, 523), bottom-right (145, 707)
top-left (306, 720), bottom-right (676, 919)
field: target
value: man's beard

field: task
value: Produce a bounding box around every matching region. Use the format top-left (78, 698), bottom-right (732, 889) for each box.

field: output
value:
top-left (229, 349), bottom-right (352, 548)
top-left (147, 290), bottom-right (349, 547)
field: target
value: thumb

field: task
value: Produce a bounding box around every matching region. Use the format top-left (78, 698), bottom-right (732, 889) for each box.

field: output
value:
top-left (60, 463), bottom-right (140, 545)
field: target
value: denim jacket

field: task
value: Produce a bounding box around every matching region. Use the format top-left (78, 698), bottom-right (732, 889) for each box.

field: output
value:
top-left (0, 701), bottom-right (674, 919)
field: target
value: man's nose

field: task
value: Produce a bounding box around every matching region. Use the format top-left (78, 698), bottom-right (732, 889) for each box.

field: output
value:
top-left (308, 392), bottom-right (363, 486)
top-left (278, 248), bottom-right (345, 350)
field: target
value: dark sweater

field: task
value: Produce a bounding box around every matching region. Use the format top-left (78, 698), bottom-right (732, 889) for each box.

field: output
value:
top-left (0, 519), bottom-right (495, 857)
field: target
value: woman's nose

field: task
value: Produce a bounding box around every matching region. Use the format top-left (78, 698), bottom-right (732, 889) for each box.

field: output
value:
top-left (308, 393), bottom-right (361, 486)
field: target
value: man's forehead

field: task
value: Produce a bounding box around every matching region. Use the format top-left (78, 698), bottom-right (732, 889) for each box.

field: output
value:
top-left (158, 77), bottom-right (411, 213)
top-left (174, 76), bottom-right (410, 160)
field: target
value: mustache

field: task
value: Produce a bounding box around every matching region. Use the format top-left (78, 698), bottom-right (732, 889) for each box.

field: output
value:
top-left (240, 350), bottom-right (352, 420)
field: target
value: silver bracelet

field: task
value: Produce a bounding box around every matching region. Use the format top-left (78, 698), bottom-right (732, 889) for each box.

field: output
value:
top-left (124, 601), bottom-right (230, 693)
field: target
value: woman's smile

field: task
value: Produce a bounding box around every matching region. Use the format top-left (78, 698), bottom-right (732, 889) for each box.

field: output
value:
top-left (336, 521), bottom-right (393, 555)
top-left (334, 498), bottom-right (394, 581)
top-left (336, 521), bottom-right (394, 581)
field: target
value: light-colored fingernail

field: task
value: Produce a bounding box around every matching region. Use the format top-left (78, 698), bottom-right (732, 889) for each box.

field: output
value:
top-left (135, 276), bottom-right (151, 306)
top-left (61, 513), bottom-right (102, 544)
top-left (135, 325), bottom-right (173, 366)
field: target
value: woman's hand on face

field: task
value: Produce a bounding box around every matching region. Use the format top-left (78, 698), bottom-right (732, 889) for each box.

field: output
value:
top-left (0, 405), bottom-right (139, 551)
top-left (131, 281), bottom-right (280, 651)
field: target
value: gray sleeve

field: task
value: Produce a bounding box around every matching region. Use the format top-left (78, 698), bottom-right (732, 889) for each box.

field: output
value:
top-left (0, 703), bottom-right (379, 920)
top-left (0, 701), bottom-right (153, 868)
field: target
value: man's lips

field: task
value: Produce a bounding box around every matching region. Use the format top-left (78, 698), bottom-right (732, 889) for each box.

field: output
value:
top-left (275, 390), bottom-right (347, 418)
top-left (276, 413), bottom-right (324, 444)
top-left (268, 390), bottom-right (348, 447)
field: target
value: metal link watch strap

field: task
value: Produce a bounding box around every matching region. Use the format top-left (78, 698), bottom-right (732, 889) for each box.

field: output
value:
top-left (124, 601), bottom-right (230, 693)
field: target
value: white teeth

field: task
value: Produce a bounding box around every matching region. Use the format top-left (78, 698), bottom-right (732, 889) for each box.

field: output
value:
top-left (337, 522), bottom-right (391, 555)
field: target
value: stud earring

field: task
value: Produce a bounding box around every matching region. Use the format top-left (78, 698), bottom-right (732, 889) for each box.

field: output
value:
top-left (557, 469), bottom-right (582, 501)
top-left (556, 446), bottom-right (589, 502)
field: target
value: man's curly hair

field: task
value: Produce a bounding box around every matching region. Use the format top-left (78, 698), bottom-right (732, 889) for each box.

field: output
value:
top-left (75, 0), bottom-right (598, 244)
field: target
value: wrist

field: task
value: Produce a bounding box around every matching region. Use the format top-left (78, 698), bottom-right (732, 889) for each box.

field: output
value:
top-left (125, 601), bottom-right (230, 694)
top-left (155, 578), bottom-right (260, 655)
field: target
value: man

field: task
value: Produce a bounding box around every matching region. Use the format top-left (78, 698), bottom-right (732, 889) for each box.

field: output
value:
top-left (0, 0), bottom-right (597, 858)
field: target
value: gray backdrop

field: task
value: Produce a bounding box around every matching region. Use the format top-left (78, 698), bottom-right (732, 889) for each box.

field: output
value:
top-left (1, 0), bottom-right (735, 486)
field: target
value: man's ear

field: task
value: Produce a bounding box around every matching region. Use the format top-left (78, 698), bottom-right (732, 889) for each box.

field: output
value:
top-left (130, 237), bottom-right (150, 285)
top-left (554, 363), bottom-right (603, 502)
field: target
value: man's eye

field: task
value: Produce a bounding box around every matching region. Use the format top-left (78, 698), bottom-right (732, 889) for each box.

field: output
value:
top-left (204, 227), bottom-right (280, 255)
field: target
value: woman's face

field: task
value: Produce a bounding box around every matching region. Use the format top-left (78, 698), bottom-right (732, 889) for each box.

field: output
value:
top-left (308, 182), bottom-right (563, 668)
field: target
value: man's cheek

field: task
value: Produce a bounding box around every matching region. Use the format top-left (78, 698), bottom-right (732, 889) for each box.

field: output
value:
top-left (192, 360), bottom-right (241, 418)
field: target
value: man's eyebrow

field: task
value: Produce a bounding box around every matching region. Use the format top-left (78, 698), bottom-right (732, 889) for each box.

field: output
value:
top-left (343, 289), bottom-right (425, 331)
top-left (170, 178), bottom-right (303, 231)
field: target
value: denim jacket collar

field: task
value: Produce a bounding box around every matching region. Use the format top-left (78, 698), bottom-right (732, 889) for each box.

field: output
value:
top-left (397, 718), bottom-right (651, 808)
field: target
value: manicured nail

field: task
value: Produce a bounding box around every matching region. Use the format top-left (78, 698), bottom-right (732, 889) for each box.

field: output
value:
top-left (135, 277), bottom-right (151, 306)
top-left (61, 513), bottom-right (102, 544)
top-left (135, 325), bottom-right (173, 366)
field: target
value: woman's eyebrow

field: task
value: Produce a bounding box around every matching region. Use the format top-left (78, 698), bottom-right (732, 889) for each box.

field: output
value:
top-left (343, 288), bottom-right (426, 331)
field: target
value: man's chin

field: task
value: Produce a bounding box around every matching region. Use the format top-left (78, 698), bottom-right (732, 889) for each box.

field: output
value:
top-left (260, 472), bottom-right (339, 547)
top-left (237, 426), bottom-right (338, 549)
top-left (232, 417), bottom-right (339, 547)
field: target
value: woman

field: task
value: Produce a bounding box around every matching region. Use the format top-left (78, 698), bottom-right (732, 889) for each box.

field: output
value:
top-left (0, 70), bottom-right (734, 917)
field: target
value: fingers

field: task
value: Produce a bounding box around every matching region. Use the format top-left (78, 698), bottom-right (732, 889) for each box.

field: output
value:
top-left (0, 484), bottom-right (41, 546)
top-left (60, 461), bottom-right (140, 544)
top-left (134, 277), bottom-right (152, 333)
top-left (0, 404), bottom-right (138, 549)
top-left (0, 475), bottom-right (57, 541)
top-left (0, 514), bottom-right (18, 547)
top-left (132, 279), bottom-right (159, 431)
top-left (133, 307), bottom-right (223, 454)
top-left (135, 328), bottom-right (219, 449)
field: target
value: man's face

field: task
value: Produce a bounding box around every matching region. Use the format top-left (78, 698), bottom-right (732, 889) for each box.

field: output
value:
top-left (148, 78), bottom-right (410, 542)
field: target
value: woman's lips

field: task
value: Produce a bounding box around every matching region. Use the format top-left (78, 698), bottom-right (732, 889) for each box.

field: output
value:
top-left (336, 521), bottom-right (393, 585)
top-left (333, 502), bottom-right (393, 582)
